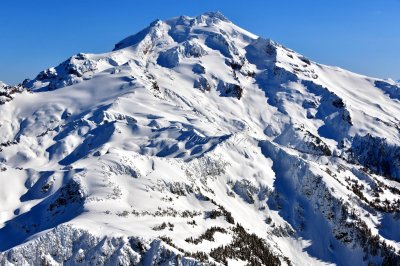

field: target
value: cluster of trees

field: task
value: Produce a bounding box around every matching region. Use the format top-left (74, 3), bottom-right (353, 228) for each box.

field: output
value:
top-left (210, 224), bottom-right (283, 266)
top-left (209, 199), bottom-right (235, 224)
top-left (185, 226), bottom-right (226, 244)
top-left (337, 203), bottom-right (400, 265)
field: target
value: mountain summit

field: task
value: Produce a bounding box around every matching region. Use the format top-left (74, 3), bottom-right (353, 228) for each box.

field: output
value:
top-left (1, 12), bottom-right (400, 265)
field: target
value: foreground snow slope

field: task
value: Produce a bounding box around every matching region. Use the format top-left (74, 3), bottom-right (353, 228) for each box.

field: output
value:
top-left (1, 12), bottom-right (400, 265)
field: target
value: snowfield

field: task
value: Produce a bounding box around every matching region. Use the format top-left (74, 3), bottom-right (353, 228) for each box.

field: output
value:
top-left (0, 12), bottom-right (400, 266)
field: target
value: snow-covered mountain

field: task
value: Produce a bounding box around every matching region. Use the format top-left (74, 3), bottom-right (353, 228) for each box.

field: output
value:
top-left (1, 12), bottom-right (400, 265)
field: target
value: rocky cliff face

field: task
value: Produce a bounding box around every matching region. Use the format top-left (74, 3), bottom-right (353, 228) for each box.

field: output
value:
top-left (1, 12), bottom-right (400, 266)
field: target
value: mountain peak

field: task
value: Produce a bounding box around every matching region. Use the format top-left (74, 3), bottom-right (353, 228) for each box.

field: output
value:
top-left (166, 11), bottom-right (231, 26)
top-left (198, 11), bottom-right (230, 22)
top-left (113, 12), bottom-right (234, 51)
top-left (113, 18), bottom-right (171, 51)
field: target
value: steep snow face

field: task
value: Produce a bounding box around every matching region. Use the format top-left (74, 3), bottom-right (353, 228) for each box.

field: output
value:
top-left (1, 12), bottom-right (400, 266)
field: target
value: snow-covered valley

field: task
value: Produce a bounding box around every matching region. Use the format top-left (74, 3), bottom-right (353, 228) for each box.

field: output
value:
top-left (0, 12), bottom-right (400, 265)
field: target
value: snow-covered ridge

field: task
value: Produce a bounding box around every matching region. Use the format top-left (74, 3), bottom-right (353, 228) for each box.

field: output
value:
top-left (1, 11), bottom-right (400, 265)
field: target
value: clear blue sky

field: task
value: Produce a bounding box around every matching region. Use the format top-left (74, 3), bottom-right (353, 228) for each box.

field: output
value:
top-left (1, 0), bottom-right (399, 85)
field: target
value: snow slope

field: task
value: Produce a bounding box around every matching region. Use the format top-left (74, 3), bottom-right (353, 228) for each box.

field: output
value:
top-left (1, 12), bottom-right (400, 265)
